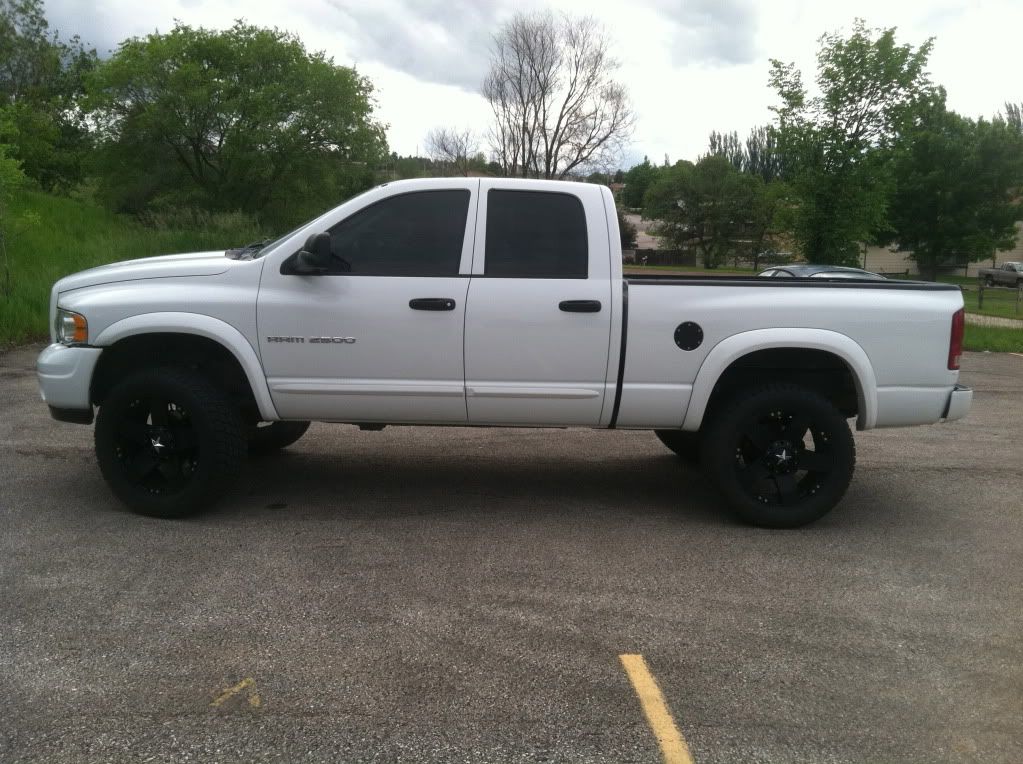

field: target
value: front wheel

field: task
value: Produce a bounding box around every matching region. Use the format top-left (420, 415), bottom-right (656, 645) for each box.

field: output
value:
top-left (95, 368), bottom-right (246, 518)
top-left (701, 383), bottom-right (856, 528)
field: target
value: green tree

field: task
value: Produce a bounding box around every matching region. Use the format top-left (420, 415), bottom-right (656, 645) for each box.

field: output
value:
top-left (620, 157), bottom-right (660, 208)
top-left (643, 155), bottom-right (768, 268)
top-left (769, 20), bottom-right (936, 264)
top-left (707, 130), bottom-right (744, 171)
top-left (0, 105), bottom-right (30, 295)
top-left (87, 22), bottom-right (387, 227)
top-left (617, 206), bottom-right (637, 249)
top-left (1004, 101), bottom-right (1023, 134)
top-left (707, 126), bottom-right (786, 183)
top-left (0, 0), bottom-right (97, 192)
top-left (884, 105), bottom-right (1023, 280)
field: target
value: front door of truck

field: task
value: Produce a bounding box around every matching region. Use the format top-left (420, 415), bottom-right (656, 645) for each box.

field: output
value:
top-left (463, 183), bottom-right (613, 426)
top-left (256, 185), bottom-right (476, 423)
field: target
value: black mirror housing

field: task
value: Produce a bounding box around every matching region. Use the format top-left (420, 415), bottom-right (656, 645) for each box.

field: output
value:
top-left (304, 232), bottom-right (332, 260)
top-left (283, 232), bottom-right (332, 275)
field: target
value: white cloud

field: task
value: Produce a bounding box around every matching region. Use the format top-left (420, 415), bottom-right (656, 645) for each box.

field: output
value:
top-left (42, 0), bottom-right (1023, 168)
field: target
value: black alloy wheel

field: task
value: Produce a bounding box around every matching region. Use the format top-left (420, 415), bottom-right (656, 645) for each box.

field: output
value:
top-left (113, 395), bottom-right (198, 494)
top-left (702, 383), bottom-right (856, 528)
top-left (95, 368), bottom-right (245, 518)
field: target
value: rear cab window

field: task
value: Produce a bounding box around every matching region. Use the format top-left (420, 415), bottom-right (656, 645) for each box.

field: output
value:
top-left (483, 190), bottom-right (589, 278)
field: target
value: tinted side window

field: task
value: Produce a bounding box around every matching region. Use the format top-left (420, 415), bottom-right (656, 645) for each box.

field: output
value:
top-left (485, 190), bottom-right (588, 278)
top-left (327, 190), bottom-right (470, 276)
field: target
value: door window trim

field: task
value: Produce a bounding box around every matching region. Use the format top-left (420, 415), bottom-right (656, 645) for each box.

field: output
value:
top-left (477, 188), bottom-right (590, 280)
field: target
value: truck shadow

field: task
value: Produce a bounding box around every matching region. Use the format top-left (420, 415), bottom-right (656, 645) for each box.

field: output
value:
top-left (227, 448), bottom-right (728, 526)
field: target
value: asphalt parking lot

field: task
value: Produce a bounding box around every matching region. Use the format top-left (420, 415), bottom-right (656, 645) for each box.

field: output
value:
top-left (1, 345), bottom-right (1021, 763)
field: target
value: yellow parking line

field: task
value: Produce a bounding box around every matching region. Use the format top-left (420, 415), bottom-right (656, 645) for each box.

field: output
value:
top-left (619, 654), bottom-right (694, 764)
top-left (211, 677), bottom-right (257, 708)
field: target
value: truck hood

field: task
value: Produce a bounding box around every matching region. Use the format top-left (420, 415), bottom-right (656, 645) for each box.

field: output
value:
top-left (55, 251), bottom-right (232, 293)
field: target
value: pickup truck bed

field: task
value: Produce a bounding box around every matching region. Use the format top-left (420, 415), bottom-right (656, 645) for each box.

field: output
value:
top-left (37, 177), bottom-right (971, 528)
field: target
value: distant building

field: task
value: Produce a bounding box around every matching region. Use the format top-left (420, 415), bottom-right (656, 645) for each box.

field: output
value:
top-left (862, 223), bottom-right (1023, 277)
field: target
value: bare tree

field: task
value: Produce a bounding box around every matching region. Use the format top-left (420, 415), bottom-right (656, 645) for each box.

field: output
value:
top-left (424, 126), bottom-right (479, 176)
top-left (482, 11), bottom-right (634, 180)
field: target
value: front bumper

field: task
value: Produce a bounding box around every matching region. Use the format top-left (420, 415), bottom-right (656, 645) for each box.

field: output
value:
top-left (37, 343), bottom-right (102, 422)
top-left (942, 384), bottom-right (972, 422)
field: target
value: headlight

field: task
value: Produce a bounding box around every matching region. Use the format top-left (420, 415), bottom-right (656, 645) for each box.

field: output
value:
top-left (55, 309), bottom-right (88, 345)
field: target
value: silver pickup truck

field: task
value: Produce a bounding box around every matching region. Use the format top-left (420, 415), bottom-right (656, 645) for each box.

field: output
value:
top-left (979, 262), bottom-right (1023, 287)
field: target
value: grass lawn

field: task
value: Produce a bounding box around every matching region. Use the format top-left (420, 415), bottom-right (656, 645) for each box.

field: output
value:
top-left (1, 190), bottom-right (263, 346)
top-left (963, 323), bottom-right (1023, 353)
top-left (960, 285), bottom-right (1023, 321)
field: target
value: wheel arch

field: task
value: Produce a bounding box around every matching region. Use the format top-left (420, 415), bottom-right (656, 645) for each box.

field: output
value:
top-left (682, 328), bottom-right (878, 433)
top-left (91, 313), bottom-right (278, 421)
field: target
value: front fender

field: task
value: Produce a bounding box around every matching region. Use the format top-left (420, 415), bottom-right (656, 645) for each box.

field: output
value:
top-left (681, 328), bottom-right (878, 432)
top-left (92, 312), bottom-right (278, 421)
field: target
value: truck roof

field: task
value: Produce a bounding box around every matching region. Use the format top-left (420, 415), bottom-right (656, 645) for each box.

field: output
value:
top-left (378, 176), bottom-right (605, 193)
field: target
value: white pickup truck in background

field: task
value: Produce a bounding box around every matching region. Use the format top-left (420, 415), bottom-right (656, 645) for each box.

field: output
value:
top-left (37, 178), bottom-right (972, 527)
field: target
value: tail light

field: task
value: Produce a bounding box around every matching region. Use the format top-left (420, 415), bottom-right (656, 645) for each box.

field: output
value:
top-left (948, 308), bottom-right (964, 370)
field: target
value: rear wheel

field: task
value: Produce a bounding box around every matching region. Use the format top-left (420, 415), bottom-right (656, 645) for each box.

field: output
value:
top-left (95, 368), bottom-right (245, 518)
top-left (984, 275), bottom-right (994, 287)
top-left (701, 383), bottom-right (856, 528)
top-left (249, 420), bottom-right (311, 454)
top-left (654, 430), bottom-right (700, 463)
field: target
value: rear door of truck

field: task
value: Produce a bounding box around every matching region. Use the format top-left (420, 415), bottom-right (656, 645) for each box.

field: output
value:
top-left (463, 181), bottom-right (614, 426)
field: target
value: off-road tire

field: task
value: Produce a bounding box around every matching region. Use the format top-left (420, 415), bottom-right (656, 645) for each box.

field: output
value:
top-left (249, 421), bottom-right (311, 454)
top-left (95, 367), bottom-right (246, 518)
top-left (701, 383), bottom-right (856, 528)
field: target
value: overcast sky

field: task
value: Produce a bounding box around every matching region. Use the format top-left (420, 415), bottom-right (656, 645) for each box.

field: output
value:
top-left (46, 0), bottom-right (1022, 169)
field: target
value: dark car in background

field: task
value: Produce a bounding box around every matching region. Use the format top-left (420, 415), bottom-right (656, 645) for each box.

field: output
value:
top-left (758, 264), bottom-right (887, 280)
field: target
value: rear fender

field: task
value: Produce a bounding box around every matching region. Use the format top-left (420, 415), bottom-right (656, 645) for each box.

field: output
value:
top-left (682, 328), bottom-right (878, 432)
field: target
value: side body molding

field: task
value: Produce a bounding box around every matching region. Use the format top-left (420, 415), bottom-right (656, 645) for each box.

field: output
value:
top-left (92, 312), bottom-right (279, 421)
top-left (681, 328), bottom-right (878, 432)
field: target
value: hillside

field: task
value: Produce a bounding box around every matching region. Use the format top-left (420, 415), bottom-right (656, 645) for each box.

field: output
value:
top-left (0, 191), bottom-right (261, 345)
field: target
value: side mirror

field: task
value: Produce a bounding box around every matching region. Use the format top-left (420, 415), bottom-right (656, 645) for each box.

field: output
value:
top-left (286, 232), bottom-right (332, 275)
